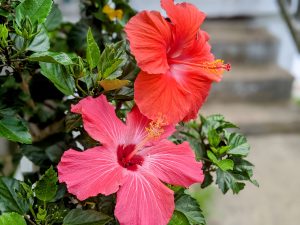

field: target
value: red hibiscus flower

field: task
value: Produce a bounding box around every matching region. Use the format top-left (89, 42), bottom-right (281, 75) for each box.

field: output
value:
top-left (57, 95), bottom-right (204, 225)
top-left (125, 0), bottom-right (230, 124)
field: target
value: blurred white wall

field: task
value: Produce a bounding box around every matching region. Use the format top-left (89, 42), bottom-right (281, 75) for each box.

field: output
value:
top-left (55, 0), bottom-right (80, 23)
top-left (130, 0), bottom-right (278, 17)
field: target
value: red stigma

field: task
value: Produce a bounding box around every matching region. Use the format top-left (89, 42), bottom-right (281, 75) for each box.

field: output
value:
top-left (225, 63), bottom-right (231, 71)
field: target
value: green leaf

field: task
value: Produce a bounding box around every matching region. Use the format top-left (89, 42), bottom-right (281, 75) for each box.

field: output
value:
top-left (186, 136), bottom-right (204, 161)
top-left (201, 114), bottom-right (238, 136)
top-left (201, 115), bottom-right (222, 135)
top-left (0, 9), bottom-right (9, 17)
top-left (0, 177), bottom-right (30, 214)
top-left (0, 212), bottom-right (26, 225)
top-left (79, 72), bottom-right (97, 91)
top-left (0, 24), bottom-right (8, 39)
top-left (40, 62), bottom-right (75, 95)
top-left (232, 158), bottom-right (259, 187)
top-left (218, 146), bottom-right (231, 155)
top-left (50, 184), bottom-right (66, 202)
top-left (45, 4), bottom-right (62, 31)
top-left (0, 116), bottom-right (32, 144)
top-left (227, 133), bottom-right (250, 156)
top-left (216, 169), bottom-right (245, 194)
top-left (205, 114), bottom-right (224, 122)
top-left (251, 179), bottom-right (259, 187)
top-left (233, 158), bottom-right (254, 176)
top-left (201, 172), bottom-right (213, 189)
top-left (21, 145), bottom-right (48, 166)
top-left (219, 121), bottom-right (239, 130)
top-left (169, 185), bottom-right (185, 194)
top-left (207, 151), bottom-right (218, 164)
top-left (168, 211), bottom-right (190, 225)
top-left (207, 129), bottom-right (221, 147)
top-left (45, 142), bottom-right (65, 163)
top-left (98, 41), bottom-right (127, 79)
top-left (37, 206), bottom-right (47, 222)
top-left (63, 209), bottom-right (112, 225)
top-left (19, 182), bottom-right (34, 204)
top-left (27, 26), bottom-right (50, 52)
top-left (0, 24), bottom-right (8, 47)
top-left (15, 0), bottom-right (53, 26)
top-left (175, 194), bottom-right (206, 225)
top-left (44, 204), bottom-right (69, 224)
top-left (13, 35), bottom-right (25, 51)
top-left (86, 28), bottom-right (100, 71)
top-left (218, 159), bottom-right (234, 171)
top-left (29, 52), bottom-right (73, 65)
top-left (34, 166), bottom-right (58, 202)
top-left (67, 20), bottom-right (89, 53)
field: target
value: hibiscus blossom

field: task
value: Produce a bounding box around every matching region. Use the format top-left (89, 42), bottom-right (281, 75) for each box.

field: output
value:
top-left (58, 95), bottom-right (204, 225)
top-left (125, 0), bottom-right (230, 124)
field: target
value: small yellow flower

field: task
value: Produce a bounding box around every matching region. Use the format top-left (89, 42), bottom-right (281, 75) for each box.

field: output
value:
top-left (102, 4), bottom-right (123, 21)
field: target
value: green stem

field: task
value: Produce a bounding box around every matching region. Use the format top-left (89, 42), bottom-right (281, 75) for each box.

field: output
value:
top-left (10, 58), bottom-right (28, 62)
top-left (10, 51), bottom-right (23, 59)
top-left (11, 38), bottom-right (29, 59)
top-left (76, 79), bottom-right (88, 96)
top-left (202, 157), bottom-right (212, 163)
top-left (29, 205), bottom-right (37, 221)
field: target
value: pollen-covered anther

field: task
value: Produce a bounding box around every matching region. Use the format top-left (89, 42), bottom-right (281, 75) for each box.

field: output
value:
top-left (200, 59), bottom-right (231, 75)
top-left (145, 115), bottom-right (167, 139)
top-left (146, 121), bottom-right (164, 138)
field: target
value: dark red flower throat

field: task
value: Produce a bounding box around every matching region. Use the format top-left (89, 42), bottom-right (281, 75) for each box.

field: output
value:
top-left (117, 144), bottom-right (144, 171)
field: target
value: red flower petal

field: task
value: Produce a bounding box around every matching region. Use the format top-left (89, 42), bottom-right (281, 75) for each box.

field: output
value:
top-left (170, 30), bottom-right (224, 83)
top-left (161, 0), bottom-right (206, 46)
top-left (115, 169), bottom-right (174, 225)
top-left (57, 147), bottom-right (124, 200)
top-left (161, 0), bottom-right (206, 60)
top-left (71, 95), bottom-right (126, 146)
top-left (125, 10), bottom-right (172, 74)
top-left (134, 70), bottom-right (211, 124)
top-left (141, 140), bottom-right (204, 187)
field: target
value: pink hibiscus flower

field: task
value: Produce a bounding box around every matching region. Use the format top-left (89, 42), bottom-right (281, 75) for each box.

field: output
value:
top-left (125, 0), bottom-right (230, 124)
top-left (57, 95), bottom-right (204, 225)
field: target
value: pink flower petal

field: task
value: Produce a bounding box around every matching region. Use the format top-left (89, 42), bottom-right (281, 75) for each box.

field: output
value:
top-left (71, 95), bottom-right (126, 146)
top-left (115, 169), bottom-right (174, 225)
top-left (125, 106), bottom-right (176, 144)
top-left (57, 146), bottom-right (124, 200)
top-left (125, 106), bottom-right (150, 144)
top-left (141, 140), bottom-right (204, 187)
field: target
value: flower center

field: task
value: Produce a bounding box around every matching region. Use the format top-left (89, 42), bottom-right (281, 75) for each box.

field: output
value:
top-left (117, 115), bottom-right (167, 171)
top-left (117, 144), bottom-right (144, 171)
